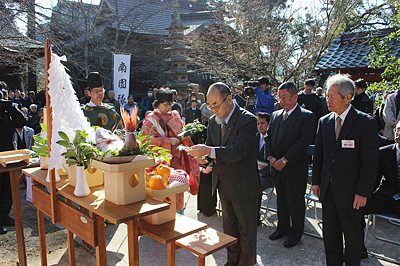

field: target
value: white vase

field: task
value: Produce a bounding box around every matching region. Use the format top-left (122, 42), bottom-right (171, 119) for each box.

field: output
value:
top-left (74, 165), bottom-right (90, 197)
top-left (46, 169), bottom-right (61, 183)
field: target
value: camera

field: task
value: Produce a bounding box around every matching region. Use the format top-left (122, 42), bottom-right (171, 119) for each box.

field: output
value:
top-left (247, 80), bottom-right (260, 88)
top-left (243, 87), bottom-right (256, 110)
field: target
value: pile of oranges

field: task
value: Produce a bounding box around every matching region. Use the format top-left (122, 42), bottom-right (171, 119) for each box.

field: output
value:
top-left (146, 164), bottom-right (171, 190)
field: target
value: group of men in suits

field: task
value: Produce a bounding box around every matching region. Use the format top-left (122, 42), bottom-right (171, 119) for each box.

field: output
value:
top-left (188, 74), bottom-right (394, 266)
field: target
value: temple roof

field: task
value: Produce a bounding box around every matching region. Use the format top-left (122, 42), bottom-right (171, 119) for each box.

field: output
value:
top-left (314, 28), bottom-right (400, 73)
top-left (104, 0), bottom-right (208, 36)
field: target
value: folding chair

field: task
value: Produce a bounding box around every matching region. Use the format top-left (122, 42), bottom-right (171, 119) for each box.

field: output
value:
top-left (365, 213), bottom-right (400, 264)
top-left (260, 186), bottom-right (276, 223)
top-left (369, 213), bottom-right (400, 245)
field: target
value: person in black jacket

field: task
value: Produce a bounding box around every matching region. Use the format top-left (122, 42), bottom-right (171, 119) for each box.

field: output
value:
top-left (360, 131), bottom-right (400, 257)
top-left (351, 79), bottom-right (373, 115)
top-left (0, 89), bottom-right (27, 234)
top-left (266, 82), bottom-right (315, 248)
top-left (298, 79), bottom-right (322, 142)
top-left (312, 74), bottom-right (379, 266)
top-left (256, 112), bottom-right (274, 224)
top-left (185, 99), bottom-right (202, 144)
top-left (23, 91), bottom-right (40, 108)
top-left (188, 83), bottom-right (261, 266)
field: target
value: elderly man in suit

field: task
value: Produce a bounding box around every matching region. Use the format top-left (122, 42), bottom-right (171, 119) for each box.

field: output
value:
top-left (266, 81), bottom-right (315, 248)
top-left (312, 74), bottom-right (379, 266)
top-left (188, 82), bottom-right (261, 266)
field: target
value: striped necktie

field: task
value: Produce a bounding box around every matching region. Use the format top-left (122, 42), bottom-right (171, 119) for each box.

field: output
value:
top-left (335, 116), bottom-right (342, 141)
top-left (221, 122), bottom-right (227, 143)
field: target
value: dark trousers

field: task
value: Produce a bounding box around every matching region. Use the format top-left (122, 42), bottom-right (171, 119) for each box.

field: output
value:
top-left (363, 197), bottom-right (400, 217)
top-left (322, 185), bottom-right (363, 266)
top-left (197, 171), bottom-right (217, 216)
top-left (0, 172), bottom-right (12, 220)
top-left (218, 180), bottom-right (258, 266)
top-left (274, 174), bottom-right (307, 240)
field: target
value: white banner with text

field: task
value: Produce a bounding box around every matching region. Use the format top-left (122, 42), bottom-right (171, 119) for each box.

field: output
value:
top-left (113, 53), bottom-right (131, 106)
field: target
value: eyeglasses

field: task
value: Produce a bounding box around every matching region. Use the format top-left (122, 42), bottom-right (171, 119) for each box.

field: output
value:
top-left (208, 95), bottom-right (228, 110)
top-left (161, 102), bottom-right (173, 107)
top-left (91, 89), bottom-right (104, 94)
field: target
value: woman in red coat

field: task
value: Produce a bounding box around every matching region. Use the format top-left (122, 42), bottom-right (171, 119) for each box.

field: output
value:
top-left (142, 89), bottom-right (200, 211)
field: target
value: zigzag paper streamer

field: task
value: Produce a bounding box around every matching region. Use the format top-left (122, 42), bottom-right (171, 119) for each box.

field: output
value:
top-left (47, 53), bottom-right (95, 171)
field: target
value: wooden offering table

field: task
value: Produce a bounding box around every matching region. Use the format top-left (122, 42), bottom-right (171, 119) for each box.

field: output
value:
top-left (23, 167), bottom-right (170, 266)
top-left (0, 159), bottom-right (39, 266)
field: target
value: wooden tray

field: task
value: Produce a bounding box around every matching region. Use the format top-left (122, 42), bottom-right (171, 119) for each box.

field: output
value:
top-left (0, 149), bottom-right (31, 167)
top-left (146, 183), bottom-right (189, 197)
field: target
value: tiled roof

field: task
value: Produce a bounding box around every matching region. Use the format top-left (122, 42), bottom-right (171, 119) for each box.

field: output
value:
top-left (104, 0), bottom-right (208, 36)
top-left (0, 36), bottom-right (43, 52)
top-left (314, 28), bottom-right (400, 72)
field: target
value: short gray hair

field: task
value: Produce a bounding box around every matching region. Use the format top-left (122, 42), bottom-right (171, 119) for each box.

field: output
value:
top-left (278, 81), bottom-right (297, 95)
top-left (326, 74), bottom-right (354, 99)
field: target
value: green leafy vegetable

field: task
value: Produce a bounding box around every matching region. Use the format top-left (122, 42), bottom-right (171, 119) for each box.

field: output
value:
top-left (56, 130), bottom-right (98, 170)
top-left (178, 119), bottom-right (205, 137)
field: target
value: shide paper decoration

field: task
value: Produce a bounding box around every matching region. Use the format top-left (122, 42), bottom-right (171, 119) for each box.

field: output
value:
top-left (47, 53), bottom-right (95, 173)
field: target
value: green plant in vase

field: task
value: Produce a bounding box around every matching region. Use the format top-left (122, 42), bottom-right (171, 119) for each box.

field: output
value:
top-left (56, 129), bottom-right (98, 169)
top-left (32, 123), bottom-right (49, 169)
top-left (56, 129), bottom-right (98, 197)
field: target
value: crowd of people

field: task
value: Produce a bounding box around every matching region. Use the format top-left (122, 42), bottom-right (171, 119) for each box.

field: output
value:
top-left (0, 72), bottom-right (399, 266)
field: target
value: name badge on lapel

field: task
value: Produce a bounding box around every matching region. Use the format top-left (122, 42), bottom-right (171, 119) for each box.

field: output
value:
top-left (342, 140), bottom-right (355, 148)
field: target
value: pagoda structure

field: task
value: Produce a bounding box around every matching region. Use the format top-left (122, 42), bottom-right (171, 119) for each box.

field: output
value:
top-left (164, 0), bottom-right (194, 91)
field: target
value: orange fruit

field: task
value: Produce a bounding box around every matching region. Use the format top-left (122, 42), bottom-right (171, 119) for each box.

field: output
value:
top-left (148, 175), bottom-right (168, 190)
top-left (154, 165), bottom-right (171, 179)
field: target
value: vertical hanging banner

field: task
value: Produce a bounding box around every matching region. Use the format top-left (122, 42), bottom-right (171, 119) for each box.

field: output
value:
top-left (113, 53), bottom-right (131, 107)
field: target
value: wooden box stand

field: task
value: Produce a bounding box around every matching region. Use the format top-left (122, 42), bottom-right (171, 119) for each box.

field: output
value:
top-left (142, 184), bottom-right (189, 225)
top-left (68, 165), bottom-right (104, 188)
top-left (91, 156), bottom-right (155, 205)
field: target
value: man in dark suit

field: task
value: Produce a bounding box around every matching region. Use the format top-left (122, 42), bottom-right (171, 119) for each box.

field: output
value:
top-left (185, 99), bottom-right (203, 144)
top-left (185, 99), bottom-right (202, 124)
top-left (256, 112), bottom-right (274, 224)
top-left (361, 122), bottom-right (400, 255)
top-left (266, 81), bottom-right (315, 248)
top-left (312, 74), bottom-right (379, 266)
top-left (188, 82), bottom-right (261, 266)
top-left (23, 91), bottom-right (40, 108)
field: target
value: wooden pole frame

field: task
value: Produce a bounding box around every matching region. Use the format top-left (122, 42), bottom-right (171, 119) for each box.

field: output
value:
top-left (44, 39), bottom-right (58, 224)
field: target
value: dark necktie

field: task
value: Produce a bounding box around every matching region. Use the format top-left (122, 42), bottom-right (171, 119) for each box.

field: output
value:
top-left (397, 152), bottom-right (400, 178)
top-left (221, 122), bottom-right (227, 143)
top-left (335, 116), bottom-right (342, 141)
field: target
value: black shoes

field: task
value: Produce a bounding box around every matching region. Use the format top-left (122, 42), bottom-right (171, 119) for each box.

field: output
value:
top-left (269, 231), bottom-right (300, 247)
top-left (269, 231), bottom-right (288, 240)
top-left (283, 237), bottom-right (300, 248)
top-left (2, 216), bottom-right (15, 226)
top-left (0, 225), bottom-right (6, 235)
